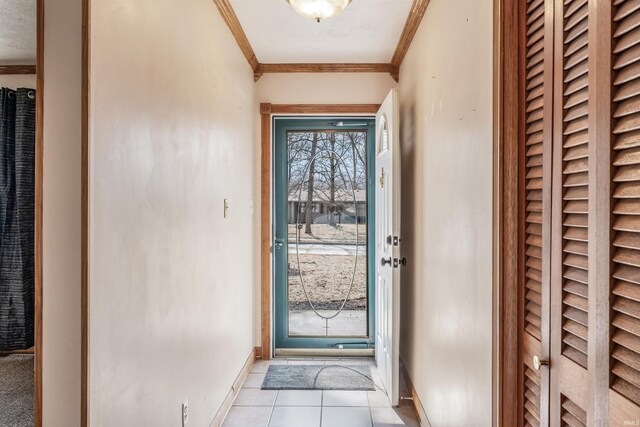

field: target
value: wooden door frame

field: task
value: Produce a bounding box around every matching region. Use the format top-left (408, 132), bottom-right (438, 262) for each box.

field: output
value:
top-left (259, 104), bottom-right (381, 360)
top-left (81, 0), bottom-right (90, 425)
top-left (494, 0), bottom-right (521, 425)
top-left (34, 0), bottom-right (44, 424)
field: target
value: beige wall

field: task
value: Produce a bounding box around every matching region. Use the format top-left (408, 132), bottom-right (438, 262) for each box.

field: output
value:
top-left (255, 73), bottom-right (396, 105)
top-left (89, 0), bottom-right (257, 425)
top-left (43, 0), bottom-right (83, 424)
top-left (398, 0), bottom-right (494, 425)
top-left (0, 75), bottom-right (36, 89)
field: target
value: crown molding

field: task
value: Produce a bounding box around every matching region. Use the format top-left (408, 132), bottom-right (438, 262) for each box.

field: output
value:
top-left (391, 0), bottom-right (430, 69)
top-left (213, 0), bottom-right (430, 83)
top-left (0, 65), bottom-right (37, 75)
top-left (211, 0), bottom-right (259, 71)
top-left (259, 63), bottom-right (399, 82)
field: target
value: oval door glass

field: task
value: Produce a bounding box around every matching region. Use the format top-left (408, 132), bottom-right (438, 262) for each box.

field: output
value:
top-left (287, 130), bottom-right (368, 337)
top-left (378, 115), bottom-right (389, 154)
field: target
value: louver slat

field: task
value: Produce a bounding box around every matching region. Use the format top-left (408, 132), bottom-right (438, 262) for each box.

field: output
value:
top-left (560, 395), bottom-right (587, 427)
top-left (562, 0), bottom-right (589, 369)
top-left (522, 2), bottom-right (547, 424)
top-left (612, 0), bottom-right (640, 407)
top-left (524, 0), bottom-right (546, 348)
top-left (524, 365), bottom-right (541, 427)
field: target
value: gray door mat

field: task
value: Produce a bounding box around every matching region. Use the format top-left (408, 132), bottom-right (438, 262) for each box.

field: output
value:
top-left (261, 364), bottom-right (375, 390)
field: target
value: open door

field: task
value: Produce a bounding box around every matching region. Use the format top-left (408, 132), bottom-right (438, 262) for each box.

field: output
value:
top-left (375, 89), bottom-right (401, 406)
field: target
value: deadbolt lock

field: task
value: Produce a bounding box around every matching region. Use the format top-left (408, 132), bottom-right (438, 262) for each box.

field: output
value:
top-left (381, 257), bottom-right (407, 268)
top-left (386, 235), bottom-right (401, 246)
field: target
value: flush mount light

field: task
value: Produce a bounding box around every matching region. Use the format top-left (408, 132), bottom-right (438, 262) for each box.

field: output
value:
top-left (288, 0), bottom-right (352, 23)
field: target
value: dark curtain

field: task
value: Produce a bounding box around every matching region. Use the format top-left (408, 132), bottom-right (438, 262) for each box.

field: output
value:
top-left (0, 88), bottom-right (36, 350)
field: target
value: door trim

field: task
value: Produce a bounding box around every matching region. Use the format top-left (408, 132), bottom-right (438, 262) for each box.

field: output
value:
top-left (493, 0), bottom-right (521, 425)
top-left (35, 0), bottom-right (44, 424)
top-left (260, 104), bottom-right (381, 360)
top-left (81, 0), bottom-right (90, 424)
top-left (260, 103), bottom-right (272, 360)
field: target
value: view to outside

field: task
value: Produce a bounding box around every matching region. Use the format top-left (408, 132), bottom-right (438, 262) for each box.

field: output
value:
top-left (286, 130), bottom-right (368, 337)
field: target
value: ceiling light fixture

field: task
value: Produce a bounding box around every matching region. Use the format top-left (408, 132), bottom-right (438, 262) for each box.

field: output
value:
top-left (287, 0), bottom-right (352, 23)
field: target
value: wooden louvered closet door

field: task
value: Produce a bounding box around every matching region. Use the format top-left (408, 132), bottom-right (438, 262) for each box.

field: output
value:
top-left (549, 0), bottom-right (590, 424)
top-left (610, 0), bottom-right (640, 423)
top-left (521, 0), bottom-right (553, 425)
top-left (516, 0), bottom-right (640, 425)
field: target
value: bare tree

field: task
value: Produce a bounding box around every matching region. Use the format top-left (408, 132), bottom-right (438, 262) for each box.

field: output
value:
top-left (345, 132), bottom-right (366, 190)
top-left (329, 132), bottom-right (336, 226)
top-left (304, 132), bottom-right (318, 234)
top-left (288, 132), bottom-right (314, 198)
top-left (286, 130), bottom-right (367, 229)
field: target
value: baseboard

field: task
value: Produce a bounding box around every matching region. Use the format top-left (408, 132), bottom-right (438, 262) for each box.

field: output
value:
top-left (400, 358), bottom-right (432, 427)
top-left (0, 347), bottom-right (35, 356)
top-left (254, 346), bottom-right (263, 360)
top-left (209, 347), bottom-right (256, 427)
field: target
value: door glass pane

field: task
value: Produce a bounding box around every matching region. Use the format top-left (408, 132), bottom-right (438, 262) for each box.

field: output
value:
top-left (287, 130), bottom-right (368, 337)
top-left (378, 115), bottom-right (388, 154)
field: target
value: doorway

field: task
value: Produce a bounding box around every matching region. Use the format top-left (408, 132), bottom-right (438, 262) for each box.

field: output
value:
top-left (272, 118), bottom-right (376, 353)
top-left (0, 1), bottom-right (43, 425)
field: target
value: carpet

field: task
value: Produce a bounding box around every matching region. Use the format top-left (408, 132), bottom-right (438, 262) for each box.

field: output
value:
top-left (261, 364), bottom-right (375, 391)
top-left (0, 354), bottom-right (34, 427)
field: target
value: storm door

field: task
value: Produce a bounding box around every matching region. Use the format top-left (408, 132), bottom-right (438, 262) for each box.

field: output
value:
top-left (273, 118), bottom-right (375, 351)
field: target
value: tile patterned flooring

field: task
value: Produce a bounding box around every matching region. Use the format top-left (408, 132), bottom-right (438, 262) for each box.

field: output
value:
top-left (222, 358), bottom-right (421, 427)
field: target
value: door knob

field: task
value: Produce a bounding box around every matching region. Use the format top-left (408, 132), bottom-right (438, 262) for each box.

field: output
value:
top-left (381, 257), bottom-right (392, 267)
top-left (533, 355), bottom-right (549, 370)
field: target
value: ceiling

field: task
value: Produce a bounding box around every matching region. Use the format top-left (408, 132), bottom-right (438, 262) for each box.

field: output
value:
top-left (229, 0), bottom-right (414, 63)
top-left (0, 0), bottom-right (36, 64)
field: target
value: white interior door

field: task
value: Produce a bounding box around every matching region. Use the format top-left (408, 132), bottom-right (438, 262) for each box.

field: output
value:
top-left (375, 89), bottom-right (400, 406)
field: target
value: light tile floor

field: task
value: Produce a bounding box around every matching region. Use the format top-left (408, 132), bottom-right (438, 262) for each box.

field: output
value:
top-left (222, 358), bottom-right (421, 427)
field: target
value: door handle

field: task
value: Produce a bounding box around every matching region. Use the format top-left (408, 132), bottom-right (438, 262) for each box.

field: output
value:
top-left (381, 257), bottom-right (392, 267)
top-left (533, 355), bottom-right (549, 370)
top-left (274, 239), bottom-right (285, 250)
